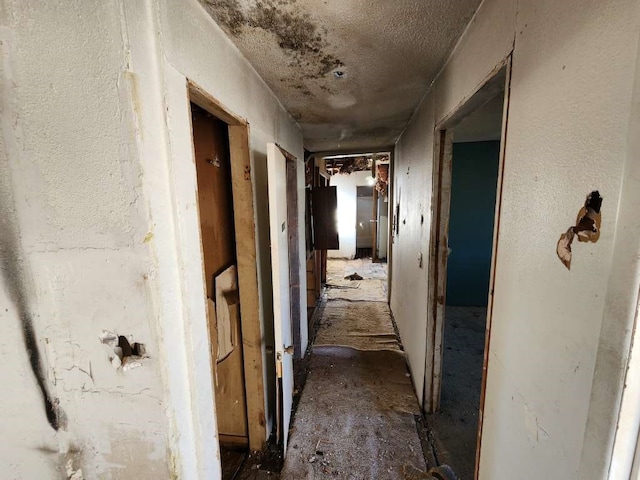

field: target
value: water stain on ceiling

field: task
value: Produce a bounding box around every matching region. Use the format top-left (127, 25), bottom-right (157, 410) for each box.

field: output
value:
top-left (199, 0), bottom-right (482, 152)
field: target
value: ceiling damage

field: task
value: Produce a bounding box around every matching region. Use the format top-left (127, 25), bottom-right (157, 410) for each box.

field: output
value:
top-left (324, 153), bottom-right (389, 175)
top-left (199, 0), bottom-right (482, 152)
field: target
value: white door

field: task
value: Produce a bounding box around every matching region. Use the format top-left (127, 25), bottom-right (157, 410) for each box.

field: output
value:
top-left (266, 143), bottom-right (294, 452)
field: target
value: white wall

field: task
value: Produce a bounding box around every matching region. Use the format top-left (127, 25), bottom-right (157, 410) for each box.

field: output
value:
top-left (589, 23), bottom-right (640, 479)
top-left (329, 171), bottom-right (372, 259)
top-left (0, 0), bottom-right (305, 478)
top-left (390, 0), bottom-right (640, 478)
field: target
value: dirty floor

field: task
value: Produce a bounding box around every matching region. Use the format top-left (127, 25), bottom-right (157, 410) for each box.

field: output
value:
top-left (234, 259), bottom-right (476, 480)
top-left (280, 259), bottom-right (431, 479)
top-left (427, 306), bottom-right (486, 480)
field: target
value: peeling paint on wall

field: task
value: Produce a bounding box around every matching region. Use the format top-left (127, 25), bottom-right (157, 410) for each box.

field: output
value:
top-left (556, 191), bottom-right (603, 270)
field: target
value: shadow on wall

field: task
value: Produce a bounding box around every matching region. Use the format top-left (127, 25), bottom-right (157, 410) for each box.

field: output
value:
top-left (445, 141), bottom-right (500, 307)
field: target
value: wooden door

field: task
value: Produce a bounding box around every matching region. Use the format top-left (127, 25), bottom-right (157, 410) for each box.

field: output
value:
top-left (311, 186), bottom-right (339, 250)
top-left (191, 104), bottom-right (248, 443)
top-left (266, 143), bottom-right (294, 452)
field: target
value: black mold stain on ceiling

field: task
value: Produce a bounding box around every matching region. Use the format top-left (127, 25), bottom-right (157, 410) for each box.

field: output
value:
top-left (202, 0), bottom-right (343, 80)
top-left (199, 0), bottom-right (483, 152)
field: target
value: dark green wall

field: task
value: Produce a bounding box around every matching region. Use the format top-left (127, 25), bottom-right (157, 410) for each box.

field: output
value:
top-left (446, 141), bottom-right (500, 307)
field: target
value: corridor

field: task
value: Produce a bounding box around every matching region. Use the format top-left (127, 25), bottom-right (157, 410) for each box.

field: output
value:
top-left (3, 0), bottom-right (639, 478)
top-left (281, 259), bottom-right (441, 479)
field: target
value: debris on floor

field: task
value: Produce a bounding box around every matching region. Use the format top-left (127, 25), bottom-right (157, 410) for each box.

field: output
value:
top-left (235, 259), bottom-right (459, 479)
top-left (427, 306), bottom-right (486, 479)
top-left (344, 272), bottom-right (363, 280)
top-left (232, 447), bottom-right (283, 480)
top-left (402, 464), bottom-right (459, 480)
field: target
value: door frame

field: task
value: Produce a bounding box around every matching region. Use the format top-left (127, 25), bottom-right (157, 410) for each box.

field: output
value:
top-left (188, 80), bottom-right (267, 451)
top-left (373, 158), bottom-right (391, 263)
top-left (281, 146), bottom-right (303, 359)
top-left (371, 158), bottom-right (379, 262)
top-left (387, 149), bottom-right (395, 304)
top-left (421, 56), bottom-right (512, 478)
top-left (266, 143), bottom-right (299, 451)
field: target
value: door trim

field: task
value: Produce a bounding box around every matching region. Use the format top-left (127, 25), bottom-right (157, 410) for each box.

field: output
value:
top-left (474, 56), bottom-right (512, 479)
top-left (188, 79), bottom-right (267, 451)
top-left (423, 128), bottom-right (453, 413)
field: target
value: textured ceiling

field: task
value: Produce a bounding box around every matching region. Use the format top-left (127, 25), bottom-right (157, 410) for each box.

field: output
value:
top-left (200, 0), bottom-right (482, 152)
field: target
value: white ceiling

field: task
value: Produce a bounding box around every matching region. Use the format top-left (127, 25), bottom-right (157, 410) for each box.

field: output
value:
top-left (199, 0), bottom-right (482, 152)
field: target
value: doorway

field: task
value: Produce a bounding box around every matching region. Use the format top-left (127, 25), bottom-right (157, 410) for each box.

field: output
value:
top-left (191, 103), bottom-right (248, 475)
top-left (188, 82), bottom-right (267, 478)
top-left (325, 152), bottom-right (391, 264)
top-left (356, 186), bottom-right (374, 259)
top-left (424, 61), bottom-right (511, 479)
top-left (266, 143), bottom-right (305, 452)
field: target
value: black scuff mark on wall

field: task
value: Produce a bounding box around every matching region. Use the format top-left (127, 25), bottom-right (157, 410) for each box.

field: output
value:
top-left (556, 190), bottom-right (603, 270)
top-left (0, 214), bottom-right (65, 431)
top-left (200, 0), bottom-right (344, 80)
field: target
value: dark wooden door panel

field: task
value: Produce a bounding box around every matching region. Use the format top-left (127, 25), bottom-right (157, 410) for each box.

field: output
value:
top-left (312, 186), bottom-right (339, 250)
top-left (191, 104), bottom-right (248, 440)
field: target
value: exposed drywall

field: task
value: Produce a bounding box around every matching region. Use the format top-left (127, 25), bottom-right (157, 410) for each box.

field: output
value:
top-left (390, 0), bottom-right (640, 478)
top-left (1, 0), bottom-right (305, 478)
top-left (329, 171), bottom-right (372, 259)
top-left (445, 141), bottom-right (499, 307)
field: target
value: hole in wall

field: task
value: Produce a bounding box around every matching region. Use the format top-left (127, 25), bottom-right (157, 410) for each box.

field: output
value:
top-left (118, 335), bottom-right (147, 358)
top-left (100, 331), bottom-right (147, 371)
top-left (556, 190), bottom-right (603, 270)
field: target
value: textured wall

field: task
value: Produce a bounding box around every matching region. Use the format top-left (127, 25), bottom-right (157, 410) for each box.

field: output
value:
top-left (390, 0), bottom-right (640, 478)
top-left (0, 0), bottom-right (304, 478)
top-left (446, 141), bottom-right (499, 307)
top-left (0, 1), bottom-right (170, 478)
